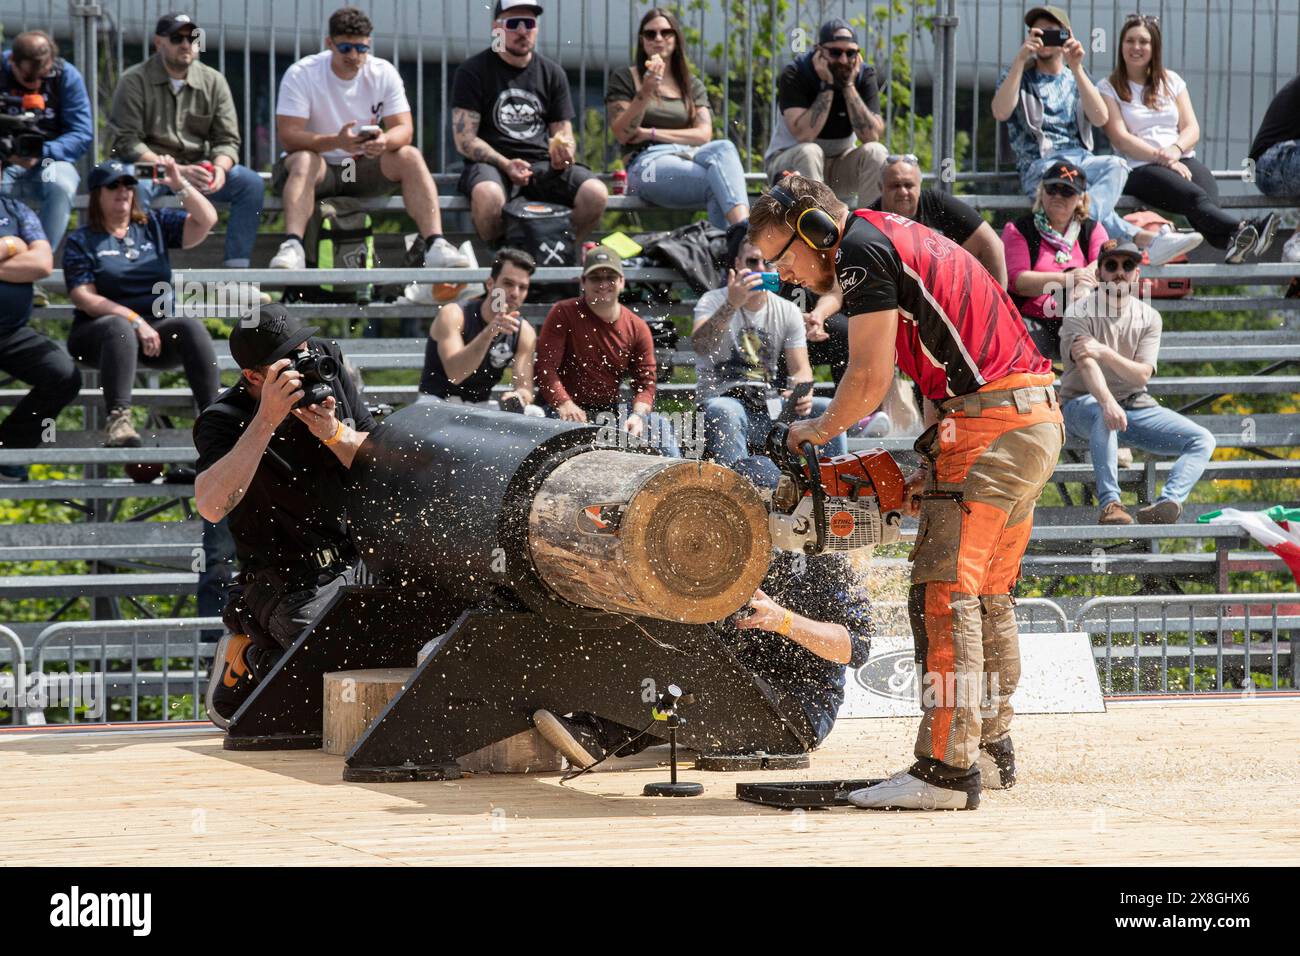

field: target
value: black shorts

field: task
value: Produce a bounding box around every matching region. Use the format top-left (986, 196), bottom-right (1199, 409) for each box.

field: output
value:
top-left (457, 159), bottom-right (600, 207)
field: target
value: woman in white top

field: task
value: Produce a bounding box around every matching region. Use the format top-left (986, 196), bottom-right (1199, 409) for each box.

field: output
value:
top-left (1099, 14), bottom-right (1278, 263)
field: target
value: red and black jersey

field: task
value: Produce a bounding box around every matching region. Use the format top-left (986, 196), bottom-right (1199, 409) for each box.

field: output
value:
top-left (835, 208), bottom-right (1049, 400)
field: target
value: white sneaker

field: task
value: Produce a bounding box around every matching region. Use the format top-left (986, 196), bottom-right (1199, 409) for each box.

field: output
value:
top-left (1144, 230), bottom-right (1203, 266)
top-left (1282, 232), bottom-right (1300, 264)
top-left (269, 238), bottom-right (306, 270)
top-left (424, 237), bottom-right (471, 269)
top-left (846, 768), bottom-right (979, 810)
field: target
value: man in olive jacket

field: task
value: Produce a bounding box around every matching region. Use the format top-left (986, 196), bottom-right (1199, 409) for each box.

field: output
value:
top-left (107, 11), bottom-right (264, 267)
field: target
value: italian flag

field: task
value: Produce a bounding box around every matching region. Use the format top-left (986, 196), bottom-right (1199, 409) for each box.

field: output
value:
top-left (1202, 506), bottom-right (1300, 585)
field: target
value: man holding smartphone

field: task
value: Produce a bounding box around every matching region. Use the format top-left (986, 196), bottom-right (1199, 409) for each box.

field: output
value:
top-left (108, 12), bottom-right (265, 269)
top-left (991, 5), bottom-right (1200, 266)
top-left (692, 234), bottom-right (847, 467)
top-left (270, 6), bottom-right (468, 271)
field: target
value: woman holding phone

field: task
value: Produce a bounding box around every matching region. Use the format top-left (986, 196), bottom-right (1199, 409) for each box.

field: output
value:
top-left (62, 157), bottom-right (219, 447)
top-left (605, 7), bottom-right (749, 229)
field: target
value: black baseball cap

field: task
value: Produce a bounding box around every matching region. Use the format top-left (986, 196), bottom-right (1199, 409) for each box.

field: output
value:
top-left (494, 0), bottom-right (543, 16)
top-left (1024, 5), bottom-right (1071, 32)
top-left (88, 159), bottom-right (138, 190)
top-left (1041, 158), bottom-right (1087, 192)
top-left (818, 18), bottom-right (858, 45)
top-left (155, 12), bottom-right (200, 35)
top-left (230, 303), bottom-right (319, 370)
top-left (1097, 237), bottom-right (1141, 263)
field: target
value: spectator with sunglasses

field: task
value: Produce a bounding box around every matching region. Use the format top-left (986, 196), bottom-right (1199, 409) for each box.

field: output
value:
top-left (763, 19), bottom-right (887, 208)
top-left (0, 31), bottom-right (91, 255)
top-left (992, 5), bottom-right (1201, 267)
top-left (1099, 14), bottom-right (1277, 264)
top-left (62, 158), bottom-right (219, 448)
top-left (270, 6), bottom-right (467, 272)
top-left (606, 8), bottom-right (749, 229)
top-left (1060, 238), bottom-right (1215, 525)
top-left (452, 1), bottom-right (608, 242)
top-left (108, 12), bottom-right (266, 269)
top-left (1249, 74), bottom-right (1300, 264)
top-left (1002, 159), bottom-right (1107, 361)
top-left (869, 152), bottom-right (1008, 287)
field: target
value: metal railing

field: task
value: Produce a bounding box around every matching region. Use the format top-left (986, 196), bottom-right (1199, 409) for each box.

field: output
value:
top-left (31, 617), bottom-right (222, 724)
top-left (11, 0), bottom-right (1291, 187)
top-left (873, 596), bottom-right (1070, 636)
top-left (0, 625), bottom-right (27, 726)
top-left (1072, 593), bottom-right (1299, 695)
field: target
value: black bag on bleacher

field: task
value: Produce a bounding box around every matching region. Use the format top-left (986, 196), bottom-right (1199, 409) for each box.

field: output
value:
top-left (502, 197), bottom-right (578, 303)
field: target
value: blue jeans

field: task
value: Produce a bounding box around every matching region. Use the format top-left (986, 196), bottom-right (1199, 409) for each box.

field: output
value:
top-left (1255, 140), bottom-right (1300, 197)
top-left (1062, 395), bottom-right (1215, 507)
top-left (136, 164), bottom-right (266, 266)
top-left (1022, 148), bottom-right (1136, 242)
top-left (628, 140), bottom-right (749, 229)
top-left (1, 159), bottom-right (79, 250)
top-left (702, 395), bottom-right (848, 468)
top-left (198, 517), bottom-right (236, 639)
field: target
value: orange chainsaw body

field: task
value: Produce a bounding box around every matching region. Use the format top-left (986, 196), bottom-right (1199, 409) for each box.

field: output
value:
top-left (814, 448), bottom-right (907, 511)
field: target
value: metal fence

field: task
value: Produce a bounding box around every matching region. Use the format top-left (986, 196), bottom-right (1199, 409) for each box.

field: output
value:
top-left (6, 0), bottom-right (1294, 187)
top-left (6, 595), bottom-right (1296, 726)
top-left (1072, 593), bottom-right (1299, 695)
top-left (29, 617), bottom-right (222, 724)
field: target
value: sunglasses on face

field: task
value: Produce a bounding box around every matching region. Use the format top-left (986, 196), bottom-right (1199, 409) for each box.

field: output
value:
top-left (821, 45), bottom-right (860, 60)
top-left (1044, 182), bottom-right (1080, 198)
top-left (168, 32), bottom-right (199, 45)
top-left (332, 41), bottom-right (371, 54)
top-left (1101, 257), bottom-right (1140, 273)
top-left (505, 17), bottom-right (538, 31)
top-left (105, 180), bottom-right (137, 191)
top-left (641, 28), bottom-right (676, 40)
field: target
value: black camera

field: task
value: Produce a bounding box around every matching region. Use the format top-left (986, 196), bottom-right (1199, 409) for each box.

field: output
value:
top-left (1039, 28), bottom-right (1069, 46)
top-left (291, 350), bottom-right (339, 408)
top-left (0, 104), bottom-right (45, 160)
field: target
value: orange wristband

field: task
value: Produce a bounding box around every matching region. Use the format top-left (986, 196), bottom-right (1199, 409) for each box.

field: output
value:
top-left (322, 420), bottom-right (345, 446)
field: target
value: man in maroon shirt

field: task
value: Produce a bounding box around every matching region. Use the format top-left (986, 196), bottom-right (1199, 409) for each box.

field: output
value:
top-left (535, 246), bottom-right (680, 454)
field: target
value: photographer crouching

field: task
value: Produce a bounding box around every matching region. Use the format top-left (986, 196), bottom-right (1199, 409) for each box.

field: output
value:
top-left (195, 304), bottom-right (376, 728)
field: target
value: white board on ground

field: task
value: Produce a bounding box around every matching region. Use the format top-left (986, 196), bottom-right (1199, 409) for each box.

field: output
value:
top-left (838, 631), bottom-right (1105, 719)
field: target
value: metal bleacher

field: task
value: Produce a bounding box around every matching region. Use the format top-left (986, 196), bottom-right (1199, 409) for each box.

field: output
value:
top-left (2, 163), bottom-right (1299, 627)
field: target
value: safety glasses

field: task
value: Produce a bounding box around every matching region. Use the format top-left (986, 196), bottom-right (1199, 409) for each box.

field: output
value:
top-left (505, 17), bottom-right (538, 31)
top-left (332, 41), bottom-right (371, 54)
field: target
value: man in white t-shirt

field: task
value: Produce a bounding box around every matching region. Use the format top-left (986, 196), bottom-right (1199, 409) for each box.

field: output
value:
top-left (693, 239), bottom-right (847, 467)
top-left (269, 6), bottom-right (468, 270)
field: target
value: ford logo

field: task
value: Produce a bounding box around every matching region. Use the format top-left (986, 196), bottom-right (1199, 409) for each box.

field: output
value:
top-left (854, 648), bottom-right (919, 702)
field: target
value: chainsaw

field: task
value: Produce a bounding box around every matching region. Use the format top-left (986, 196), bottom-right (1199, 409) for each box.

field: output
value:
top-left (762, 405), bottom-right (906, 554)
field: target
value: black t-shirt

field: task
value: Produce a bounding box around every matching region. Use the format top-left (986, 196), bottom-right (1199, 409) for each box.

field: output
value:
top-left (776, 56), bottom-right (880, 142)
top-left (719, 551), bottom-right (872, 744)
top-left (452, 49), bottom-right (574, 163)
top-left (868, 189), bottom-right (985, 246)
top-left (193, 338), bottom-right (378, 576)
top-left (0, 196), bottom-right (46, 339)
top-left (1249, 74), bottom-right (1300, 161)
top-left (420, 299), bottom-right (521, 402)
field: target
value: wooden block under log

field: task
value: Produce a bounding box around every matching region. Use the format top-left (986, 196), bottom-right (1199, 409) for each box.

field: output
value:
top-left (528, 451), bottom-right (771, 623)
top-left (323, 668), bottom-right (563, 772)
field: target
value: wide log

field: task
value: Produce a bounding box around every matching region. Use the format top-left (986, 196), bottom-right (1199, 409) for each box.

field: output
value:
top-left (528, 452), bottom-right (771, 624)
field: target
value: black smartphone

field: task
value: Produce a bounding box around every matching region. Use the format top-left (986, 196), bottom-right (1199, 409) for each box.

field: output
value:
top-left (1039, 28), bottom-right (1069, 46)
top-left (132, 161), bottom-right (161, 181)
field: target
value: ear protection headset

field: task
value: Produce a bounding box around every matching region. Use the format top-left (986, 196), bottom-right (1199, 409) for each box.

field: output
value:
top-left (769, 183), bottom-right (841, 251)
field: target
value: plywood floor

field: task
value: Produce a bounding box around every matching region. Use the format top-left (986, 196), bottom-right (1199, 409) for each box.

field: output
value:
top-left (2, 698), bottom-right (1297, 866)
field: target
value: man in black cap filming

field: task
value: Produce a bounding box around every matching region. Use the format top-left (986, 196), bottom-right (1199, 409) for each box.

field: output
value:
top-left (195, 304), bottom-right (377, 728)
